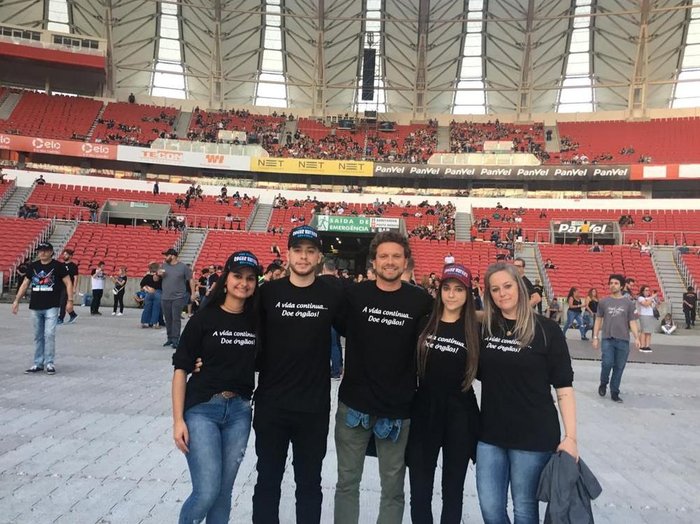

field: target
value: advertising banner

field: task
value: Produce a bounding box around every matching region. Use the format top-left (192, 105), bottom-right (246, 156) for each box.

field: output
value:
top-left (552, 220), bottom-right (617, 241)
top-left (373, 163), bottom-right (631, 180)
top-left (251, 157), bottom-right (374, 177)
top-left (0, 134), bottom-right (117, 160)
top-left (116, 146), bottom-right (250, 171)
top-left (315, 215), bottom-right (401, 233)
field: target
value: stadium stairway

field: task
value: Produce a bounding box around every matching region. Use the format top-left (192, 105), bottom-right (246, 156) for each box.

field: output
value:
top-left (652, 246), bottom-right (688, 317)
top-left (175, 111), bottom-right (193, 139)
top-left (0, 184), bottom-right (34, 217)
top-left (248, 203), bottom-right (273, 232)
top-left (455, 212), bottom-right (472, 241)
top-left (46, 220), bottom-right (78, 256)
top-left (0, 91), bottom-right (21, 120)
top-left (437, 125), bottom-right (450, 151)
top-left (521, 243), bottom-right (550, 310)
top-left (544, 125), bottom-right (561, 153)
top-left (177, 228), bottom-right (208, 267)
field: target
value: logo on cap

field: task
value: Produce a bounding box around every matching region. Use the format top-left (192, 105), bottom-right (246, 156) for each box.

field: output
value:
top-left (288, 225), bottom-right (321, 248)
top-left (441, 263), bottom-right (472, 288)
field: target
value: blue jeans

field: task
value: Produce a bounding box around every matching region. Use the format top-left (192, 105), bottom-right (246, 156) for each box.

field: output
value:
top-left (330, 327), bottom-right (343, 377)
top-left (476, 441), bottom-right (552, 524)
top-left (31, 307), bottom-right (59, 367)
top-left (141, 290), bottom-right (162, 326)
top-left (600, 337), bottom-right (630, 395)
top-left (562, 310), bottom-right (587, 338)
top-left (179, 395), bottom-right (252, 524)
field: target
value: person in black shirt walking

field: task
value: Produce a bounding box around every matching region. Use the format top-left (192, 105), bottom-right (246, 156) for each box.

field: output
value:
top-left (335, 231), bottom-right (433, 524)
top-left (57, 248), bottom-right (79, 325)
top-left (172, 251), bottom-right (260, 524)
top-left (406, 263), bottom-right (480, 524)
top-left (476, 262), bottom-right (578, 524)
top-left (683, 286), bottom-right (697, 329)
top-left (252, 225), bottom-right (343, 524)
top-left (12, 242), bottom-right (75, 375)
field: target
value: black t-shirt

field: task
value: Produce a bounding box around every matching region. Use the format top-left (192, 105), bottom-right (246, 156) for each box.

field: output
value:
top-left (421, 318), bottom-right (469, 395)
top-left (478, 315), bottom-right (574, 452)
top-left (338, 281), bottom-right (433, 419)
top-left (683, 291), bottom-right (697, 311)
top-left (254, 277), bottom-right (344, 413)
top-left (114, 275), bottom-right (127, 292)
top-left (588, 299), bottom-right (598, 314)
top-left (568, 297), bottom-right (583, 313)
top-left (172, 306), bottom-right (257, 412)
top-left (140, 274), bottom-right (162, 290)
top-left (63, 261), bottom-right (79, 285)
top-left (198, 276), bottom-right (208, 295)
top-left (26, 259), bottom-right (68, 310)
top-left (522, 275), bottom-right (539, 298)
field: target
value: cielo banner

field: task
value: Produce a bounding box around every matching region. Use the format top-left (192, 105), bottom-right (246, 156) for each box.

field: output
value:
top-left (251, 157), bottom-right (374, 177)
top-left (0, 134), bottom-right (118, 160)
top-left (373, 163), bottom-right (631, 180)
top-left (315, 215), bottom-right (401, 233)
top-left (117, 146), bottom-right (249, 171)
top-left (552, 220), bottom-right (617, 240)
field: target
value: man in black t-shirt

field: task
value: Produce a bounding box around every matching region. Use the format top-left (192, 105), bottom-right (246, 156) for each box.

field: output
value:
top-left (682, 286), bottom-right (697, 329)
top-left (57, 249), bottom-right (79, 325)
top-left (252, 225), bottom-right (343, 524)
top-left (12, 242), bottom-right (74, 375)
top-left (334, 231), bottom-right (433, 524)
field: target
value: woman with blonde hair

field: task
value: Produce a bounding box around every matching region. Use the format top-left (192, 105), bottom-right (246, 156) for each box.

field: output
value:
top-left (476, 262), bottom-right (578, 524)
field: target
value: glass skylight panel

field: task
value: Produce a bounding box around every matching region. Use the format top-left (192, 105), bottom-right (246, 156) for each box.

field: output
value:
top-left (47, 0), bottom-right (70, 33)
top-left (255, 0), bottom-right (288, 107)
top-left (453, 0), bottom-right (487, 114)
top-left (672, 6), bottom-right (700, 108)
top-left (356, 0), bottom-right (386, 112)
top-left (557, 0), bottom-right (594, 113)
top-left (152, 0), bottom-right (186, 99)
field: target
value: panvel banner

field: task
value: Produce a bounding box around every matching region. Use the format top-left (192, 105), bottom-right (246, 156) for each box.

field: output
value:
top-left (373, 163), bottom-right (631, 180)
top-left (0, 134), bottom-right (118, 160)
top-left (251, 157), bottom-right (374, 177)
top-left (552, 220), bottom-right (618, 241)
top-left (315, 215), bottom-right (401, 233)
top-left (116, 146), bottom-right (250, 171)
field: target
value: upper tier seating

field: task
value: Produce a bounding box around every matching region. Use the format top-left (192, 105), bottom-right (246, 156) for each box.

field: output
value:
top-left (25, 183), bottom-right (257, 227)
top-left (271, 119), bottom-right (437, 163)
top-left (195, 231), bottom-right (286, 271)
top-left (556, 118), bottom-right (700, 165)
top-left (92, 102), bottom-right (178, 147)
top-left (473, 207), bottom-right (700, 246)
top-left (539, 244), bottom-right (661, 298)
top-left (0, 217), bottom-right (52, 283)
top-left (450, 121), bottom-right (546, 161)
top-left (0, 91), bottom-right (102, 139)
top-left (187, 109), bottom-right (285, 145)
top-left (63, 223), bottom-right (182, 276)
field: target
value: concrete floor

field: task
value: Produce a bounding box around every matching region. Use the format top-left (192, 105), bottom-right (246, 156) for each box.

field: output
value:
top-left (0, 305), bottom-right (698, 523)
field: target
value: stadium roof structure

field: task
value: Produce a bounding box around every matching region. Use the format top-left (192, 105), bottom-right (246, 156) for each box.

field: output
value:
top-left (1, 0), bottom-right (699, 116)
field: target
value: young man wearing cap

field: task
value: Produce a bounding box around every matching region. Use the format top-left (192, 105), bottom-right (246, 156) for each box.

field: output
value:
top-left (12, 242), bottom-right (75, 374)
top-left (334, 231), bottom-right (433, 524)
top-left (57, 249), bottom-right (79, 325)
top-left (160, 248), bottom-right (196, 348)
top-left (252, 225), bottom-right (343, 523)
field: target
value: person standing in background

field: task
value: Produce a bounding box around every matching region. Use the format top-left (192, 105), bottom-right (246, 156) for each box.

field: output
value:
top-left (140, 262), bottom-right (162, 328)
top-left (159, 248), bottom-right (195, 348)
top-left (90, 261), bottom-right (106, 315)
top-left (111, 267), bottom-right (128, 316)
top-left (682, 286), bottom-right (697, 329)
top-left (57, 249), bottom-right (79, 325)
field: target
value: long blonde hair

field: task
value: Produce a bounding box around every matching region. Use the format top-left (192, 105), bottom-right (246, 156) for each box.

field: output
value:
top-left (481, 262), bottom-right (536, 347)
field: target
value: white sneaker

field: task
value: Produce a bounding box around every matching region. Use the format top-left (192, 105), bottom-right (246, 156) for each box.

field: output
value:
top-left (117, 312), bottom-right (123, 316)
top-left (111, 312), bottom-right (116, 316)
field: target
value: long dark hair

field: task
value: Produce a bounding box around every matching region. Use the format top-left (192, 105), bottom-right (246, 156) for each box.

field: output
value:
top-left (417, 280), bottom-right (480, 392)
top-left (204, 265), bottom-right (260, 327)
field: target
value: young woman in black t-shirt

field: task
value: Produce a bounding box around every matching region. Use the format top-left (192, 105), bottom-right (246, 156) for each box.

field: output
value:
top-left (406, 263), bottom-right (480, 524)
top-left (476, 262), bottom-right (577, 524)
top-left (172, 251), bottom-right (261, 524)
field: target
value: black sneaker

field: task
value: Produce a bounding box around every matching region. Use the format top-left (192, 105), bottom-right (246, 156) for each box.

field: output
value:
top-left (611, 393), bottom-right (623, 403)
top-left (639, 347), bottom-right (652, 353)
top-left (46, 364), bottom-right (56, 375)
top-left (66, 314), bottom-right (78, 324)
top-left (56, 318), bottom-right (64, 325)
top-left (163, 340), bottom-right (174, 347)
top-left (598, 384), bottom-right (607, 397)
top-left (24, 365), bottom-right (44, 374)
